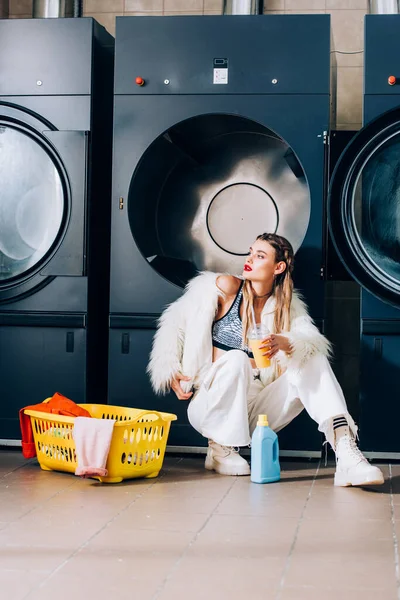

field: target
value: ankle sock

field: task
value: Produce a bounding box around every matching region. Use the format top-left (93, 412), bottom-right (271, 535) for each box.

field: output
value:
top-left (333, 415), bottom-right (350, 443)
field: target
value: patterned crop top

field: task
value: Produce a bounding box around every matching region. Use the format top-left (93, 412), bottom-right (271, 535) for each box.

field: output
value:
top-left (212, 281), bottom-right (254, 358)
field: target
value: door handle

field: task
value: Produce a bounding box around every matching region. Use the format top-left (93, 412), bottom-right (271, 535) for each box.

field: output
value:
top-left (121, 333), bottom-right (130, 354)
top-left (374, 337), bottom-right (382, 359)
top-left (66, 331), bottom-right (74, 353)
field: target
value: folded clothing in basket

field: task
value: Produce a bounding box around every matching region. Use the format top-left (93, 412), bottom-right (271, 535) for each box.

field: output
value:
top-left (20, 392), bottom-right (91, 458)
top-left (73, 417), bottom-right (115, 478)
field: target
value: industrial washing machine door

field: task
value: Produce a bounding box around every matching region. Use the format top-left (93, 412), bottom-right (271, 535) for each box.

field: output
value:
top-left (0, 103), bottom-right (88, 303)
top-left (126, 112), bottom-right (311, 289)
top-left (329, 107), bottom-right (400, 309)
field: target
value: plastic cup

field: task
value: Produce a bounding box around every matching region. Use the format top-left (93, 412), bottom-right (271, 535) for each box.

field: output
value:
top-left (248, 324), bottom-right (271, 369)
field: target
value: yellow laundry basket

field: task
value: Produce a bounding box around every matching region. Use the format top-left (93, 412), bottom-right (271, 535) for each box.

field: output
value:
top-left (24, 403), bottom-right (177, 483)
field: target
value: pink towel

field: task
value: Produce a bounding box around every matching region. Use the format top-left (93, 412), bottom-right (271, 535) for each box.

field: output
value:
top-left (73, 417), bottom-right (116, 478)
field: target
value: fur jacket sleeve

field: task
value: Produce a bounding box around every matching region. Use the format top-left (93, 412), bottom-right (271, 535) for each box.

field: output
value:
top-left (272, 293), bottom-right (332, 381)
top-left (147, 272), bottom-right (220, 394)
top-left (147, 272), bottom-right (331, 394)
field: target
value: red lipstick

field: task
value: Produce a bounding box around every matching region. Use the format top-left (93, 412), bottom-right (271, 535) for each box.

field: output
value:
top-left (244, 265), bottom-right (252, 272)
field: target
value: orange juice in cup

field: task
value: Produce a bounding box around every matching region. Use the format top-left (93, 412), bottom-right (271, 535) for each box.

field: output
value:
top-left (248, 324), bottom-right (271, 369)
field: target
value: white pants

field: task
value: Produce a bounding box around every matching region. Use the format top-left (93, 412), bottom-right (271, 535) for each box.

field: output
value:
top-left (187, 350), bottom-right (357, 448)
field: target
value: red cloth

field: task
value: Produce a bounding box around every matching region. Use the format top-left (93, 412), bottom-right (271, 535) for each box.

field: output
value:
top-left (19, 392), bottom-right (91, 458)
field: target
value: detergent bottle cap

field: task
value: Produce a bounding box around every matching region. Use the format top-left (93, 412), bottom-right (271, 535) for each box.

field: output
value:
top-left (257, 414), bottom-right (269, 427)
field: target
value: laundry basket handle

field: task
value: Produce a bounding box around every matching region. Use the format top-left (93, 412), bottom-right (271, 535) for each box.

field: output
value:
top-left (134, 410), bottom-right (170, 423)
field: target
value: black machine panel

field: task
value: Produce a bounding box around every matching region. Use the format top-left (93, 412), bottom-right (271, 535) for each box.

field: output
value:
top-left (360, 331), bottom-right (400, 453)
top-left (0, 18), bottom-right (114, 439)
top-left (115, 15), bottom-right (329, 96)
top-left (364, 15), bottom-right (400, 96)
top-left (0, 320), bottom-right (86, 439)
top-left (0, 19), bottom-right (93, 96)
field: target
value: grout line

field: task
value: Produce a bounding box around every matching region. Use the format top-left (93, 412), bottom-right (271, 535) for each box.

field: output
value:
top-left (389, 464), bottom-right (400, 600)
top-left (151, 473), bottom-right (239, 600)
top-left (22, 457), bottom-right (183, 600)
top-left (1, 466), bottom-right (79, 531)
top-left (0, 458), bottom-right (35, 479)
top-left (274, 460), bottom-right (321, 600)
top-left (1, 481), bottom-right (78, 528)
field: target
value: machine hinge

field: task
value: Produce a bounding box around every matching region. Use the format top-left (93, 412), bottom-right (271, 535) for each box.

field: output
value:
top-left (318, 130), bottom-right (329, 144)
top-left (119, 197), bottom-right (124, 210)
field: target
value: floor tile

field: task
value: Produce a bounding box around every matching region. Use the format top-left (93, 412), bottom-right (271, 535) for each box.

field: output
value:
top-left (157, 556), bottom-right (281, 600)
top-left (108, 507), bottom-right (209, 532)
top-left (304, 495), bottom-right (392, 519)
top-left (0, 569), bottom-right (50, 600)
top-left (284, 555), bottom-right (397, 590)
top-left (292, 535), bottom-right (394, 562)
top-left (0, 452), bottom-right (29, 476)
top-left (26, 571), bottom-right (160, 600)
top-left (0, 545), bottom-right (75, 572)
top-left (216, 478), bottom-right (310, 517)
top-left (278, 585), bottom-right (398, 600)
top-left (84, 524), bottom-right (194, 554)
top-left (188, 514), bottom-right (298, 559)
top-left (296, 516), bottom-right (394, 542)
top-left (130, 489), bottom-right (225, 514)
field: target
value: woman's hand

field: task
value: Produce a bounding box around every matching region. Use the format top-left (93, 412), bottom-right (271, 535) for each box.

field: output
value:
top-left (170, 373), bottom-right (193, 400)
top-left (260, 334), bottom-right (292, 359)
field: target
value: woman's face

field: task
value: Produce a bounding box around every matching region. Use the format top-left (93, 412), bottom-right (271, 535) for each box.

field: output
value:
top-left (242, 239), bottom-right (286, 283)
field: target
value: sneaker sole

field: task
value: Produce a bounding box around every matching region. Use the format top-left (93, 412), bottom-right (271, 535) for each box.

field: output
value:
top-left (205, 457), bottom-right (250, 477)
top-left (334, 472), bottom-right (385, 487)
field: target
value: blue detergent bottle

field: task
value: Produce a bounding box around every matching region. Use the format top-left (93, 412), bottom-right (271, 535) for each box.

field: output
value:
top-left (251, 414), bottom-right (281, 484)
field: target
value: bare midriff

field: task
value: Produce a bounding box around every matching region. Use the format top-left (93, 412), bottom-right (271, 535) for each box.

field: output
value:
top-left (212, 345), bottom-right (257, 369)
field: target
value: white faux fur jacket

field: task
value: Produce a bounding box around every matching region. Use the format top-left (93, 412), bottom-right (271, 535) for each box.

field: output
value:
top-left (147, 272), bottom-right (331, 394)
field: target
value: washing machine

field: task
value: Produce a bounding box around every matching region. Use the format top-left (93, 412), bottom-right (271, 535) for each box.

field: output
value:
top-left (329, 15), bottom-right (400, 456)
top-left (109, 15), bottom-right (331, 452)
top-left (0, 18), bottom-right (114, 440)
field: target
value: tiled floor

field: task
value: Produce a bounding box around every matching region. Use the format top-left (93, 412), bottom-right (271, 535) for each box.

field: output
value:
top-left (1, 450), bottom-right (399, 600)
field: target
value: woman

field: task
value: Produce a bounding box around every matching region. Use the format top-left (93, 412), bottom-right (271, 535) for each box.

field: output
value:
top-left (148, 233), bottom-right (384, 487)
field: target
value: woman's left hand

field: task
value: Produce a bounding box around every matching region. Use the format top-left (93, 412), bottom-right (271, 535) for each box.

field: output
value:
top-left (260, 334), bottom-right (292, 359)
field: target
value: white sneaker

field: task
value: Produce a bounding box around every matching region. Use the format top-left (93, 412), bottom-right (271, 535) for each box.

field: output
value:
top-left (334, 434), bottom-right (384, 487)
top-left (205, 441), bottom-right (250, 476)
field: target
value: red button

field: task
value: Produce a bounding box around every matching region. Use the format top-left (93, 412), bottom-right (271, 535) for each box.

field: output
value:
top-left (135, 77), bottom-right (145, 86)
top-left (388, 75), bottom-right (396, 86)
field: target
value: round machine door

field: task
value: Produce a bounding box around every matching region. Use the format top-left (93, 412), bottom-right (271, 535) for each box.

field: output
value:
top-left (329, 108), bottom-right (400, 309)
top-left (128, 114), bottom-right (311, 287)
top-left (0, 104), bottom-right (87, 303)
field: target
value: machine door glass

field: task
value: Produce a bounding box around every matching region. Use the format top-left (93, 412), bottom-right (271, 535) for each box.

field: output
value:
top-left (0, 123), bottom-right (65, 283)
top-left (329, 108), bottom-right (400, 308)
